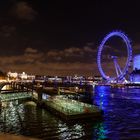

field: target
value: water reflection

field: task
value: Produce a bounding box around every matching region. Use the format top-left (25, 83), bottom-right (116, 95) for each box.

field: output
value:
top-left (93, 122), bottom-right (107, 140)
top-left (0, 100), bottom-right (24, 134)
top-left (0, 99), bottom-right (105, 140)
top-left (4, 85), bottom-right (140, 139)
top-left (95, 85), bottom-right (140, 139)
top-left (94, 86), bottom-right (110, 110)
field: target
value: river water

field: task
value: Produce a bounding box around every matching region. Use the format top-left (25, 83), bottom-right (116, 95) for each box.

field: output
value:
top-left (0, 86), bottom-right (140, 140)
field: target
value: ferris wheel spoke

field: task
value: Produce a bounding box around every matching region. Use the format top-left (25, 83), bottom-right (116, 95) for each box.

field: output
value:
top-left (113, 59), bottom-right (120, 77)
top-left (116, 62), bottom-right (122, 75)
top-left (112, 56), bottom-right (122, 77)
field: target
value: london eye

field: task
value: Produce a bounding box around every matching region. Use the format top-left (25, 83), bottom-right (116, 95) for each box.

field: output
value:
top-left (97, 31), bottom-right (132, 82)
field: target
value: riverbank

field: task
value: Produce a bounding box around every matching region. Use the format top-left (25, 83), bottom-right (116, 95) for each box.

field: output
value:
top-left (0, 133), bottom-right (40, 140)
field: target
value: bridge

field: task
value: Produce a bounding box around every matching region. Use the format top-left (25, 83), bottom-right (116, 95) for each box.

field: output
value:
top-left (0, 92), bottom-right (32, 101)
top-left (0, 80), bottom-right (95, 102)
top-left (0, 82), bottom-right (33, 102)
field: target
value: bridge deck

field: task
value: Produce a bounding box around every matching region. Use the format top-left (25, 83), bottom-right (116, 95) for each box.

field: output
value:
top-left (0, 92), bottom-right (32, 101)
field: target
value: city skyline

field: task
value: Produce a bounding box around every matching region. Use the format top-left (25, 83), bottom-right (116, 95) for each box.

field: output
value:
top-left (0, 1), bottom-right (140, 76)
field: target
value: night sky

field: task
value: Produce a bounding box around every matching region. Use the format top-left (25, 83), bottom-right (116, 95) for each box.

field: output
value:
top-left (0, 0), bottom-right (140, 76)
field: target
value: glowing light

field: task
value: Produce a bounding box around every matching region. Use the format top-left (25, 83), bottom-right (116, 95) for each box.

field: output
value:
top-left (97, 31), bottom-right (132, 81)
top-left (133, 55), bottom-right (140, 70)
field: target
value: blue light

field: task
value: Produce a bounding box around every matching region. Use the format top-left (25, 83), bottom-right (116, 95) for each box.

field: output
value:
top-left (97, 31), bottom-right (132, 82)
top-left (42, 93), bottom-right (50, 100)
top-left (94, 85), bottom-right (110, 110)
top-left (133, 55), bottom-right (140, 70)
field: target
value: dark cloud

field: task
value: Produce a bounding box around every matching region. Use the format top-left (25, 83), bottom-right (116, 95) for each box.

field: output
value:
top-left (46, 44), bottom-right (97, 63)
top-left (11, 1), bottom-right (38, 21)
top-left (133, 44), bottom-right (140, 55)
top-left (0, 0), bottom-right (139, 77)
top-left (0, 25), bottom-right (16, 37)
top-left (25, 47), bottom-right (38, 54)
top-left (0, 46), bottom-right (97, 76)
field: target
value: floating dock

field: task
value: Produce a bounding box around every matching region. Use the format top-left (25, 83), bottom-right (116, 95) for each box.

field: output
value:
top-left (39, 96), bottom-right (103, 120)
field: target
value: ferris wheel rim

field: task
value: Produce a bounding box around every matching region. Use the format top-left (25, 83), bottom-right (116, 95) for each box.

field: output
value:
top-left (97, 31), bottom-right (132, 81)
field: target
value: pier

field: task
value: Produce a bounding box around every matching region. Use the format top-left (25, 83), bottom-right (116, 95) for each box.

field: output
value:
top-left (38, 95), bottom-right (102, 120)
top-left (0, 82), bottom-right (102, 121)
top-left (0, 82), bottom-right (33, 107)
top-left (0, 92), bottom-right (32, 101)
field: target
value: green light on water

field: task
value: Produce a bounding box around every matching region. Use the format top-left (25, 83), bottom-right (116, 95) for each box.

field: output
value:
top-left (93, 122), bottom-right (107, 140)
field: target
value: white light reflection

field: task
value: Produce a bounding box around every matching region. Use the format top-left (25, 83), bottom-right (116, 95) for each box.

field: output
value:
top-left (58, 122), bottom-right (85, 139)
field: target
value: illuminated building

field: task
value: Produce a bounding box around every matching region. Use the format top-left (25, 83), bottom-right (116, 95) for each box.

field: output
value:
top-left (130, 70), bottom-right (140, 83)
top-left (133, 55), bottom-right (140, 70)
top-left (7, 71), bottom-right (18, 78)
top-left (130, 55), bottom-right (140, 83)
top-left (7, 71), bottom-right (35, 81)
top-left (18, 72), bottom-right (28, 79)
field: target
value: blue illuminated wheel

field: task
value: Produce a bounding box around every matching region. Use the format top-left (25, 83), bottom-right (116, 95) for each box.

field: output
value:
top-left (97, 31), bottom-right (132, 81)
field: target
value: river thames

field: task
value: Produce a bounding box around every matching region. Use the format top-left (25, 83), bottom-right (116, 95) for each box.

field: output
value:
top-left (0, 86), bottom-right (140, 140)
